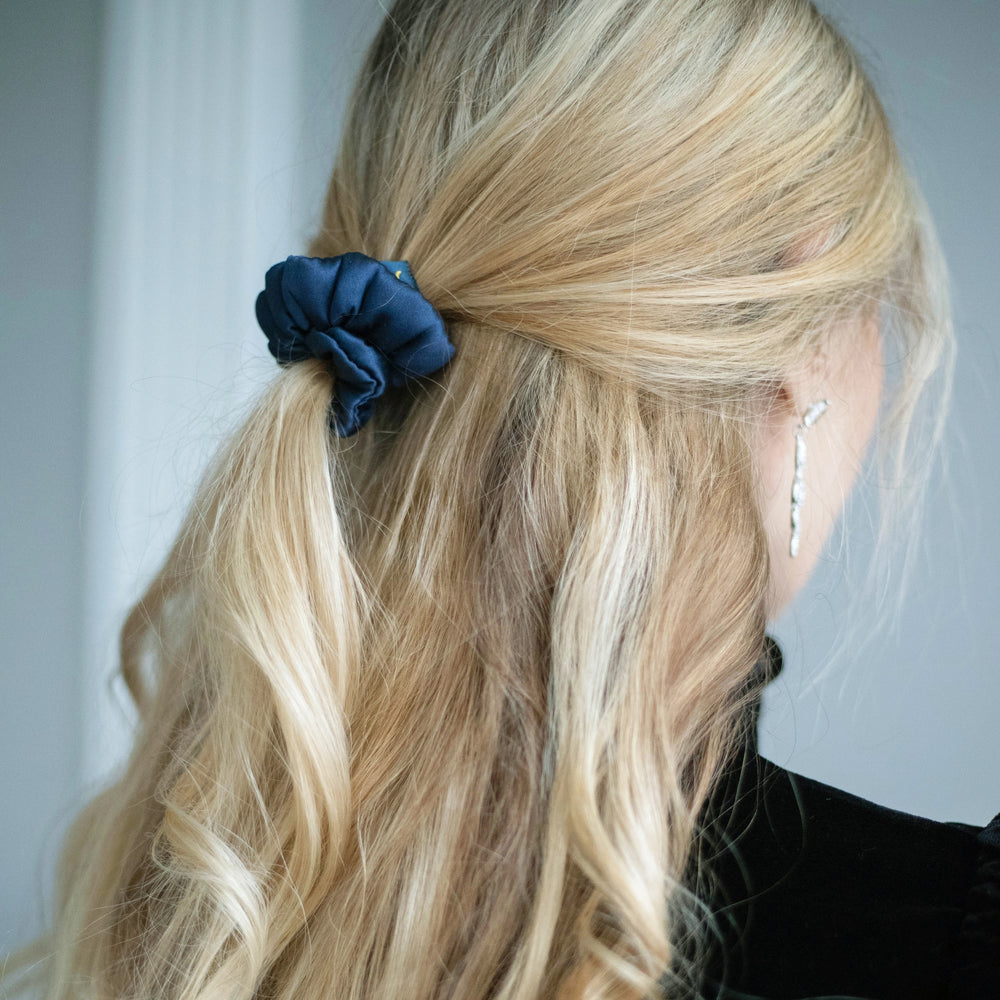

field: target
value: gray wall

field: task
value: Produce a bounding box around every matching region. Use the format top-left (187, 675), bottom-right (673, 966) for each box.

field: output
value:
top-left (0, 0), bottom-right (102, 951)
top-left (1, 0), bottom-right (997, 952)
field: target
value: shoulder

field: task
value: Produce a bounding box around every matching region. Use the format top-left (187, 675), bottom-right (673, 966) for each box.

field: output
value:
top-left (696, 746), bottom-right (1000, 1000)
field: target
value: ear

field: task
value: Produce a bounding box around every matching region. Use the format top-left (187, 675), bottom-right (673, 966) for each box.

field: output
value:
top-left (756, 307), bottom-right (883, 617)
top-left (779, 225), bottom-right (842, 268)
top-left (759, 366), bottom-right (818, 430)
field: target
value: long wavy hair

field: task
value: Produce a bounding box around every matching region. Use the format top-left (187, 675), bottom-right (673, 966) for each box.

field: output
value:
top-left (9, 1), bottom-right (951, 998)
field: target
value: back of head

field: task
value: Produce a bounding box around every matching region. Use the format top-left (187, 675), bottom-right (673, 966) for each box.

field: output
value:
top-left (26, 2), bottom-right (951, 999)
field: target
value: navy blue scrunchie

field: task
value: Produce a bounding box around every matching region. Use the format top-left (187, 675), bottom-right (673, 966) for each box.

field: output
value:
top-left (255, 253), bottom-right (455, 436)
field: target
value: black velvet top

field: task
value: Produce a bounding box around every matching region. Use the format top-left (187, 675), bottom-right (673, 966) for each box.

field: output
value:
top-left (690, 640), bottom-right (1000, 1000)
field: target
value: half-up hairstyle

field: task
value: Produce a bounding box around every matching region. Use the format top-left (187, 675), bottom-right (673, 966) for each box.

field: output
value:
top-left (14, 1), bottom-right (952, 998)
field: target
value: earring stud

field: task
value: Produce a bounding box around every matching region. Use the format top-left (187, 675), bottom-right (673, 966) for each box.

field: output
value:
top-left (789, 399), bottom-right (830, 558)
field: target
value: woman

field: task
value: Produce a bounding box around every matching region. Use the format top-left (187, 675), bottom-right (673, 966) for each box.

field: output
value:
top-left (7, 0), bottom-right (997, 998)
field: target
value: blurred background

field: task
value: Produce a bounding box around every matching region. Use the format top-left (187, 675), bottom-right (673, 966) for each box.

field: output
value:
top-left (2, 0), bottom-right (997, 953)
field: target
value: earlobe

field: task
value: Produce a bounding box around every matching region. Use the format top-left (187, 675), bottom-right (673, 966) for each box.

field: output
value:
top-left (758, 375), bottom-right (799, 430)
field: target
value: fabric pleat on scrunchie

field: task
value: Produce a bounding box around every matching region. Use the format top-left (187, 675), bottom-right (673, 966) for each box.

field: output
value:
top-left (255, 253), bottom-right (455, 436)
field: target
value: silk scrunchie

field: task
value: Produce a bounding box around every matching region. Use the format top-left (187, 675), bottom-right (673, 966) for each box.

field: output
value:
top-left (255, 253), bottom-right (455, 436)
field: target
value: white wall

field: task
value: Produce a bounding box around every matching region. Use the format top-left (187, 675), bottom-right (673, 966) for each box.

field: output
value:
top-left (82, 0), bottom-right (307, 786)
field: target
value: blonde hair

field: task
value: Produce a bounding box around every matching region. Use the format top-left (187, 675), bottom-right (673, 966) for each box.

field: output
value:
top-left (10, 1), bottom-right (951, 998)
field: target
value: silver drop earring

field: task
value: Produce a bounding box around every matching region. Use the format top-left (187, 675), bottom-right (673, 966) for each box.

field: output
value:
top-left (789, 399), bottom-right (830, 558)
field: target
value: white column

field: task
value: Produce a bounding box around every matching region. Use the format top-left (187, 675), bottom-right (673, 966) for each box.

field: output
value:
top-left (83, 0), bottom-right (307, 785)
